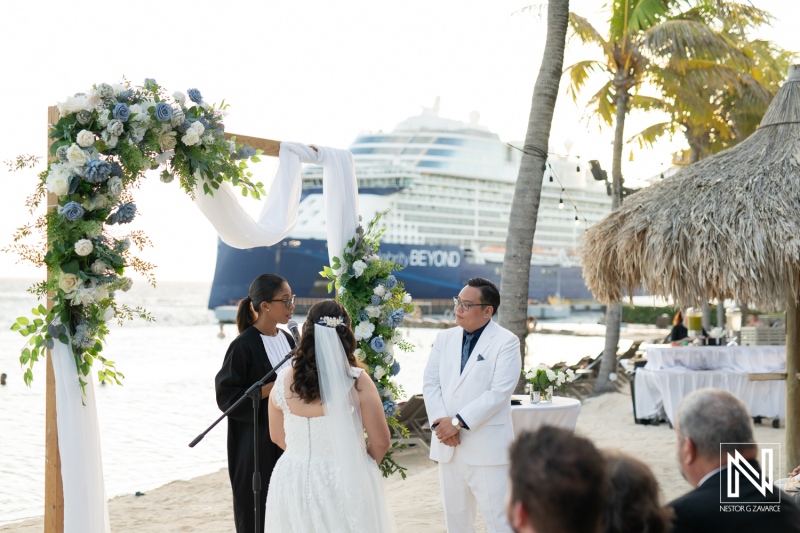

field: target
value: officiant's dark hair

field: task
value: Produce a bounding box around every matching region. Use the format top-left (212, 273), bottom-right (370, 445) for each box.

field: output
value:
top-left (236, 273), bottom-right (288, 333)
top-left (291, 300), bottom-right (361, 403)
top-left (467, 277), bottom-right (500, 316)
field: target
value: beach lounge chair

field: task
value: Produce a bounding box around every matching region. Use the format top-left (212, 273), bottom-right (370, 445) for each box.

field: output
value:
top-left (392, 394), bottom-right (431, 450)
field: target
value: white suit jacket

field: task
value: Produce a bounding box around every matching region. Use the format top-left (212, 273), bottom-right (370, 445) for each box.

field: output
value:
top-left (422, 319), bottom-right (521, 466)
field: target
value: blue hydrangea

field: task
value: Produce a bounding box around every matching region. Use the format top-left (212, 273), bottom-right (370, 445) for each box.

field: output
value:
top-left (108, 162), bottom-right (123, 177)
top-left (107, 202), bottom-right (136, 225)
top-left (154, 102), bottom-right (173, 123)
top-left (112, 103), bottom-right (130, 122)
top-left (176, 120), bottom-right (193, 133)
top-left (187, 88), bottom-right (203, 104)
top-left (391, 361), bottom-right (401, 376)
top-left (358, 310), bottom-right (369, 323)
top-left (84, 160), bottom-right (112, 183)
top-left (144, 78), bottom-right (158, 91)
top-left (61, 201), bottom-right (84, 221)
top-left (370, 295), bottom-right (382, 306)
top-left (387, 308), bottom-right (405, 328)
top-left (383, 400), bottom-right (398, 417)
top-left (385, 275), bottom-right (397, 290)
top-left (237, 146), bottom-right (256, 159)
top-left (370, 336), bottom-right (386, 352)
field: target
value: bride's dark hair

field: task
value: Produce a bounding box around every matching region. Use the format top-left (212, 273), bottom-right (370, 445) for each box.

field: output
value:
top-left (291, 299), bottom-right (362, 403)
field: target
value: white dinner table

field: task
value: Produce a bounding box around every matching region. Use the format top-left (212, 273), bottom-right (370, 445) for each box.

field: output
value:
top-left (510, 395), bottom-right (581, 438)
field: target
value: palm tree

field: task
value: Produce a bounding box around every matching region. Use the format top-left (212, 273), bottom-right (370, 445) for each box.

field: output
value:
top-left (564, 0), bottom-right (746, 393)
top-left (498, 0), bottom-right (570, 370)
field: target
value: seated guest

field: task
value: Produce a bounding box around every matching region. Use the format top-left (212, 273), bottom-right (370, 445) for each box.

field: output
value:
top-left (601, 449), bottom-right (672, 533)
top-left (507, 426), bottom-right (608, 533)
top-left (667, 310), bottom-right (688, 342)
top-left (745, 313), bottom-right (762, 327)
top-left (669, 388), bottom-right (800, 533)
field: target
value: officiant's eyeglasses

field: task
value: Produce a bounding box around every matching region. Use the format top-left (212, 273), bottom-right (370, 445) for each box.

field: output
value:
top-left (269, 295), bottom-right (296, 308)
top-left (453, 297), bottom-right (489, 311)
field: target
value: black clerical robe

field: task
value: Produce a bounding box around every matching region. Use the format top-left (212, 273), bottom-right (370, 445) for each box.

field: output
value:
top-left (215, 325), bottom-right (294, 533)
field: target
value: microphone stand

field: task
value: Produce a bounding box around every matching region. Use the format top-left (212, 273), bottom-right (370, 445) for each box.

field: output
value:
top-left (189, 348), bottom-right (295, 533)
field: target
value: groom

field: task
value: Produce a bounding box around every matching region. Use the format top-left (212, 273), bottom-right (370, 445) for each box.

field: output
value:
top-left (423, 278), bottom-right (521, 532)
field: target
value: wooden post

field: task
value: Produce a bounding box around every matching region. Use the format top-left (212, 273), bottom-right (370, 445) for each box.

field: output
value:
top-left (224, 133), bottom-right (281, 157)
top-left (786, 295), bottom-right (800, 472)
top-left (44, 105), bottom-right (64, 533)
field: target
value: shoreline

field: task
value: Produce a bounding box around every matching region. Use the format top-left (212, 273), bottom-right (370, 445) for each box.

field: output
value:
top-left (5, 389), bottom-right (782, 532)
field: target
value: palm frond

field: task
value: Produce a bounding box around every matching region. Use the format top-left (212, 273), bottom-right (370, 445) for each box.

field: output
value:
top-left (585, 80), bottom-right (616, 127)
top-left (642, 19), bottom-right (746, 63)
top-left (628, 94), bottom-right (667, 113)
top-left (627, 121), bottom-right (674, 148)
top-left (563, 60), bottom-right (607, 103)
top-left (569, 12), bottom-right (613, 60)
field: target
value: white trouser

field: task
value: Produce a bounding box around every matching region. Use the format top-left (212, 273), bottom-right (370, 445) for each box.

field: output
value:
top-left (438, 448), bottom-right (512, 533)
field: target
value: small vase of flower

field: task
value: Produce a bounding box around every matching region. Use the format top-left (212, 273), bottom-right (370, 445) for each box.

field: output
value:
top-left (525, 364), bottom-right (575, 404)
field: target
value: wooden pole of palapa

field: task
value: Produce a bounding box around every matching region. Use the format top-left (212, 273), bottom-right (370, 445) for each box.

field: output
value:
top-left (223, 133), bottom-right (281, 157)
top-left (45, 105), bottom-right (64, 532)
top-left (787, 294), bottom-right (800, 473)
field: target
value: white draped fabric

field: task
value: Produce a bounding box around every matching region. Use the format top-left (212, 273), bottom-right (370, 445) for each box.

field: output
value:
top-left (52, 141), bottom-right (358, 532)
top-left (634, 368), bottom-right (786, 424)
top-left (510, 395), bottom-right (581, 438)
top-left (193, 142), bottom-right (360, 262)
top-left (644, 345), bottom-right (786, 372)
top-left (52, 337), bottom-right (111, 533)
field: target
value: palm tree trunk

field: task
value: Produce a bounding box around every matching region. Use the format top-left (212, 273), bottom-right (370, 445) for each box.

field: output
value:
top-left (499, 0), bottom-right (569, 390)
top-left (593, 82), bottom-right (629, 395)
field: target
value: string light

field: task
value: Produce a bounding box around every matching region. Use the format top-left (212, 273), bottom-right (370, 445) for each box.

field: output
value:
top-left (574, 213), bottom-right (580, 226)
top-left (558, 190), bottom-right (564, 209)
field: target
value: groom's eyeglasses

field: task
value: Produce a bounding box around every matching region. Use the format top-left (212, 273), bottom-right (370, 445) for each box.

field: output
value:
top-left (269, 295), bottom-right (296, 308)
top-left (453, 297), bottom-right (489, 312)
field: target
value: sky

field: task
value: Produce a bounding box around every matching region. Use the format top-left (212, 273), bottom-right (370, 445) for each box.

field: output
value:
top-left (0, 0), bottom-right (796, 283)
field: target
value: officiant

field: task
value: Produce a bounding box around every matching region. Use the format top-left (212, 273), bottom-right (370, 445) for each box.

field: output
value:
top-left (215, 273), bottom-right (297, 533)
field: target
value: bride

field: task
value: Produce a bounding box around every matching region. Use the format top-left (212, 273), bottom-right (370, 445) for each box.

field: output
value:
top-left (266, 300), bottom-right (394, 532)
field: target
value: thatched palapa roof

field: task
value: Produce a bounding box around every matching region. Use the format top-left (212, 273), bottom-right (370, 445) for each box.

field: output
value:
top-left (581, 65), bottom-right (800, 312)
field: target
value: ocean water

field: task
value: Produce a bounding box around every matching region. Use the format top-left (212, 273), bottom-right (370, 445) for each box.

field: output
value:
top-left (0, 278), bottom-right (609, 525)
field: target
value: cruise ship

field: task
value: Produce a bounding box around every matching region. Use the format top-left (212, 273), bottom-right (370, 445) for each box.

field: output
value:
top-left (208, 101), bottom-right (613, 315)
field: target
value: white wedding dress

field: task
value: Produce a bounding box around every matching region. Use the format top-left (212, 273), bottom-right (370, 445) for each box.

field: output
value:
top-left (266, 365), bottom-right (392, 532)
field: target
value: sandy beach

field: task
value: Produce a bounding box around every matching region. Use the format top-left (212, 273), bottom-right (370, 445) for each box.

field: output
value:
top-left (2, 389), bottom-right (786, 532)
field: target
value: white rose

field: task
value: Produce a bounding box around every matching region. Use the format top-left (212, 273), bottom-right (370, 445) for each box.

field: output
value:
top-left (526, 370), bottom-right (536, 380)
top-left (383, 354), bottom-right (393, 364)
top-left (366, 305), bottom-right (381, 318)
top-left (354, 348), bottom-right (366, 362)
top-left (181, 130), bottom-right (201, 146)
top-left (102, 306), bottom-right (115, 321)
top-left (128, 104), bottom-right (143, 117)
top-left (107, 176), bottom-right (123, 197)
top-left (93, 286), bottom-right (109, 301)
top-left (545, 369), bottom-right (556, 382)
top-left (189, 120), bottom-right (205, 135)
top-left (402, 293), bottom-right (412, 304)
top-left (354, 321), bottom-right (375, 341)
top-left (69, 287), bottom-right (95, 307)
top-left (383, 292), bottom-right (392, 301)
top-left (46, 167), bottom-right (70, 196)
top-left (57, 95), bottom-right (88, 116)
top-left (202, 133), bottom-right (215, 145)
top-left (84, 194), bottom-right (109, 211)
top-left (66, 144), bottom-right (90, 167)
top-left (90, 260), bottom-right (108, 275)
top-left (373, 285), bottom-right (386, 297)
top-left (158, 131), bottom-right (177, 151)
top-left (76, 129), bottom-right (96, 147)
top-left (374, 366), bottom-right (386, 379)
top-left (112, 83), bottom-right (126, 95)
top-left (173, 91), bottom-right (186, 105)
top-left (58, 273), bottom-right (82, 293)
top-left (155, 150), bottom-right (175, 165)
top-left (74, 239), bottom-right (94, 256)
top-left (352, 260), bottom-right (367, 278)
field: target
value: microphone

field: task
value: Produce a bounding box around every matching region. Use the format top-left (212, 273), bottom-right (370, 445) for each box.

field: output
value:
top-left (287, 320), bottom-right (300, 345)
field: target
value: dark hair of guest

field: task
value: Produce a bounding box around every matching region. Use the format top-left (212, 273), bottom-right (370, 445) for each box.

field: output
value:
top-left (509, 426), bottom-right (608, 533)
top-left (290, 299), bottom-right (361, 403)
top-left (602, 449), bottom-right (673, 533)
top-left (467, 277), bottom-right (500, 316)
top-left (235, 273), bottom-right (288, 334)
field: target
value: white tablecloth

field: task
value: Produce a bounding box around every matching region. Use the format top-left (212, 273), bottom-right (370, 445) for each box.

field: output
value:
top-left (644, 345), bottom-right (785, 372)
top-left (634, 368), bottom-right (785, 424)
top-left (510, 395), bottom-right (581, 437)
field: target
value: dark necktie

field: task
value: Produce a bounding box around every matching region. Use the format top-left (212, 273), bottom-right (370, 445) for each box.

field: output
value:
top-left (461, 333), bottom-right (474, 373)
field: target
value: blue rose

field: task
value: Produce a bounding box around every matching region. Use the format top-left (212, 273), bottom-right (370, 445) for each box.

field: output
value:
top-left (391, 361), bottom-right (400, 376)
top-left (154, 102), bottom-right (173, 123)
top-left (370, 295), bottom-right (382, 306)
top-left (187, 88), bottom-right (203, 104)
top-left (116, 89), bottom-right (134, 102)
top-left (358, 310), bottom-right (369, 323)
top-left (107, 202), bottom-right (136, 225)
top-left (370, 337), bottom-right (386, 352)
top-left (84, 160), bottom-right (112, 183)
top-left (61, 201), bottom-right (84, 221)
top-left (144, 78), bottom-right (158, 91)
top-left (387, 308), bottom-right (405, 328)
top-left (112, 103), bottom-right (130, 122)
top-left (383, 400), bottom-right (398, 417)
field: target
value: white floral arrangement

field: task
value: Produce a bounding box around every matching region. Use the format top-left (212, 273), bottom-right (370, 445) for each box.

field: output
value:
top-left (320, 210), bottom-right (415, 478)
top-left (525, 363), bottom-right (576, 392)
top-left (8, 79), bottom-right (265, 393)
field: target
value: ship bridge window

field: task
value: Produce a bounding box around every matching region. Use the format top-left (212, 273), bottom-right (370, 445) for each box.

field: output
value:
top-left (434, 137), bottom-right (465, 146)
top-left (416, 160), bottom-right (444, 168)
top-left (352, 147), bottom-right (401, 155)
top-left (425, 148), bottom-right (454, 157)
